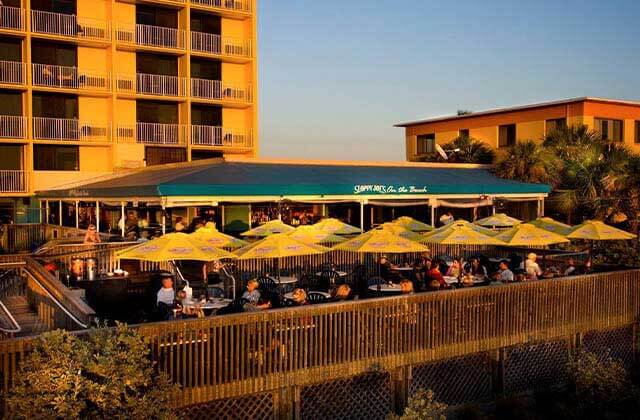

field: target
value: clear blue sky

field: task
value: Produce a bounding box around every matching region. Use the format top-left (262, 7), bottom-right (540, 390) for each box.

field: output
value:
top-left (258, 0), bottom-right (640, 161)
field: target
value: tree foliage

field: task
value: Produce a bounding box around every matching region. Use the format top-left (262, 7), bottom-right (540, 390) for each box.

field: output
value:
top-left (418, 136), bottom-right (495, 164)
top-left (6, 324), bottom-right (178, 420)
top-left (389, 389), bottom-right (447, 420)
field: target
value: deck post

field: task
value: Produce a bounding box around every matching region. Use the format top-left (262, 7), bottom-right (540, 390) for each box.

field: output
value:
top-left (490, 349), bottom-right (505, 395)
top-left (120, 202), bottom-right (125, 237)
top-left (95, 201), bottom-right (100, 232)
top-left (58, 200), bottom-right (62, 226)
top-left (75, 200), bottom-right (79, 229)
top-left (359, 200), bottom-right (364, 232)
top-left (274, 385), bottom-right (297, 420)
top-left (391, 366), bottom-right (411, 415)
top-left (45, 200), bottom-right (49, 224)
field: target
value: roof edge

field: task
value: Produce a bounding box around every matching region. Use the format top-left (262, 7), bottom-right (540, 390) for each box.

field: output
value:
top-left (223, 156), bottom-right (492, 169)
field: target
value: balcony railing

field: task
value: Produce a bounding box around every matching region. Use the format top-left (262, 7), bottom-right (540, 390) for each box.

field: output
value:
top-left (117, 122), bottom-right (186, 145)
top-left (117, 73), bottom-right (186, 97)
top-left (0, 171), bottom-right (28, 193)
top-left (0, 60), bottom-right (25, 85)
top-left (32, 63), bottom-right (110, 91)
top-left (31, 10), bottom-right (110, 41)
top-left (190, 78), bottom-right (252, 103)
top-left (0, 6), bottom-right (25, 31)
top-left (116, 23), bottom-right (185, 50)
top-left (191, 0), bottom-right (252, 13)
top-left (32, 117), bottom-right (110, 142)
top-left (190, 32), bottom-right (252, 58)
top-left (0, 116), bottom-right (26, 139)
top-left (191, 125), bottom-right (252, 148)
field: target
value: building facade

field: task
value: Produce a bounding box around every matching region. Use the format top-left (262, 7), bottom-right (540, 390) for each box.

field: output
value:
top-left (396, 97), bottom-right (640, 162)
top-left (0, 0), bottom-right (258, 222)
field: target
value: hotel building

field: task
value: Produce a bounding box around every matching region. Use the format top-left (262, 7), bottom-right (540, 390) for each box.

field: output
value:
top-left (0, 0), bottom-right (258, 222)
top-left (396, 97), bottom-right (640, 162)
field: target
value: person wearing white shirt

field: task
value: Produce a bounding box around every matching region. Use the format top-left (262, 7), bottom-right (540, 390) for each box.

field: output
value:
top-left (156, 277), bottom-right (175, 306)
top-left (525, 253), bottom-right (542, 280)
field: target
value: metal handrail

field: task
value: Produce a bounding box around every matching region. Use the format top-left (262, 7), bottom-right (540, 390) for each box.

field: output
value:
top-left (0, 300), bottom-right (21, 335)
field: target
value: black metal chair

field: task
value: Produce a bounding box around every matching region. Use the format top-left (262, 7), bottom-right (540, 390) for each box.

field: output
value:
top-left (320, 270), bottom-right (341, 287)
top-left (257, 276), bottom-right (279, 294)
top-left (307, 291), bottom-right (328, 304)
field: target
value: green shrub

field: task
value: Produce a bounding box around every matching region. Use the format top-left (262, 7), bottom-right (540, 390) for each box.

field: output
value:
top-left (6, 324), bottom-right (178, 419)
top-left (389, 388), bottom-right (447, 420)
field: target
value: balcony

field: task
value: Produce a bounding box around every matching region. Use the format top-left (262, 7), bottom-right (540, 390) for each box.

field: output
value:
top-left (0, 6), bottom-right (25, 32)
top-left (31, 10), bottom-right (110, 42)
top-left (0, 116), bottom-right (26, 139)
top-left (190, 32), bottom-right (252, 59)
top-left (32, 63), bottom-right (110, 92)
top-left (0, 61), bottom-right (25, 86)
top-left (32, 117), bottom-right (110, 142)
top-left (117, 122), bottom-right (186, 145)
top-left (0, 171), bottom-right (28, 193)
top-left (191, 125), bottom-right (252, 149)
top-left (190, 78), bottom-right (252, 104)
top-left (117, 73), bottom-right (186, 98)
top-left (190, 0), bottom-right (252, 14)
top-left (116, 23), bottom-right (185, 50)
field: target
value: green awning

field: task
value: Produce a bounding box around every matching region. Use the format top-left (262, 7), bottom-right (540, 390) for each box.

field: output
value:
top-left (37, 161), bottom-right (551, 199)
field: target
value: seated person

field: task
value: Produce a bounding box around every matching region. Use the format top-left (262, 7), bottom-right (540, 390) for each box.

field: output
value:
top-left (412, 256), bottom-right (426, 284)
top-left (332, 284), bottom-right (351, 301)
top-left (525, 253), bottom-right (543, 280)
top-left (378, 256), bottom-right (400, 282)
top-left (425, 261), bottom-right (446, 289)
top-left (157, 276), bottom-right (175, 306)
top-left (445, 259), bottom-right (462, 278)
top-left (173, 289), bottom-right (187, 318)
top-left (202, 260), bottom-right (222, 285)
top-left (563, 258), bottom-right (577, 276)
top-left (174, 216), bottom-right (186, 232)
top-left (400, 279), bottom-right (414, 294)
top-left (465, 258), bottom-right (488, 278)
top-left (495, 261), bottom-right (514, 283)
top-left (290, 288), bottom-right (308, 306)
top-left (241, 279), bottom-right (261, 304)
top-left (83, 224), bottom-right (101, 244)
top-left (244, 296), bottom-right (272, 312)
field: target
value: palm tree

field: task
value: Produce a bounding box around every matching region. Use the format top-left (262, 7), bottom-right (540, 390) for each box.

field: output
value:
top-left (440, 136), bottom-right (495, 164)
top-left (543, 124), bottom-right (603, 160)
top-left (492, 140), bottom-right (561, 186)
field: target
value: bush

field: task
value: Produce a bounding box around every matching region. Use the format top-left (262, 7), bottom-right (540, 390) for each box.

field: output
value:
top-left (389, 388), bottom-right (447, 420)
top-left (6, 324), bottom-right (178, 419)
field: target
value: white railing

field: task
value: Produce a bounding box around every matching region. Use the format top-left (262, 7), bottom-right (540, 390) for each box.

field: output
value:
top-left (31, 10), bottom-right (110, 41)
top-left (190, 78), bottom-right (252, 102)
top-left (191, 0), bottom-right (252, 13)
top-left (117, 122), bottom-right (186, 145)
top-left (0, 116), bottom-right (26, 139)
top-left (32, 63), bottom-right (109, 91)
top-left (0, 60), bottom-right (25, 85)
top-left (191, 125), bottom-right (253, 148)
top-left (117, 73), bottom-right (185, 97)
top-left (0, 171), bottom-right (28, 193)
top-left (32, 117), bottom-right (110, 142)
top-left (116, 23), bottom-right (185, 49)
top-left (190, 32), bottom-right (252, 58)
top-left (0, 6), bottom-right (25, 31)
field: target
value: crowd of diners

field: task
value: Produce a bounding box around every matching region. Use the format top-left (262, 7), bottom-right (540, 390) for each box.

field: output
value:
top-left (152, 250), bottom-right (592, 320)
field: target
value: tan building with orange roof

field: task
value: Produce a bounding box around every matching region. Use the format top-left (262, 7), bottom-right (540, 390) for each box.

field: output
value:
top-left (395, 97), bottom-right (640, 161)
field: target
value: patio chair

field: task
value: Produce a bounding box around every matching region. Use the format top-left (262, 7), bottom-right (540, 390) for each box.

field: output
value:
top-left (307, 291), bottom-right (328, 304)
top-left (319, 270), bottom-right (341, 287)
top-left (257, 276), bottom-right (279, 294)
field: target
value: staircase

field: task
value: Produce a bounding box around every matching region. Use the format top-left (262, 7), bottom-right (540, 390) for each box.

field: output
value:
top-left (0, 268), bottom-right (50, 338)
top-left (1, 295), bottom-right (48, 337)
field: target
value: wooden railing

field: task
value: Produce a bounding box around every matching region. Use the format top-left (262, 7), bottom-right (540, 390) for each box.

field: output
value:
top-left (5, 224), bottom-right (46, 254)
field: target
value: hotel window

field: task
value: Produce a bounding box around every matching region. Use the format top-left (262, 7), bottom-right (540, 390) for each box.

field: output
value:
top-left (635, 121), bottom-right (640, 144)
top-left (595, 118), bottom-right (623, 142)
top-left (416, 134), bottom-right (435, 154)
top-left (545, 118), bottom-right (566, 135)
top-left (498, 124), bottom-right (516, 147)
top-left (145, 146), bottom-right (186, 166)
top-left (459, 129), bottom-right (470, 138)
top-left (34, 145), bottom-right (79, 171)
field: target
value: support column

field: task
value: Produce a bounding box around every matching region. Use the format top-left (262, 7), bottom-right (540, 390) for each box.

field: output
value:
top-left (58, 200), bottom-right (62, 226)
top-left (536, 199), bottom-right (542, 218)
top-left (161, 205), bottom-right (166, 235)
top-left (120, 202), bottom-right (125, 237)
top-left (359, 201), bottom-right (364, 232)
top-left (391, 366), bottom-right (411, 415)
top-left (220, 205), bottom-right (225, 232)
top-left (45, 200), bottom-right (49, 224)
top-left (75, 200), bottom-right (79, 229)
top-left (321, 204), bottom-right (326, 218)
top-left (430, 205), bottom-right (435, 227)
top-left (95, 201), bottom-right (100, 232)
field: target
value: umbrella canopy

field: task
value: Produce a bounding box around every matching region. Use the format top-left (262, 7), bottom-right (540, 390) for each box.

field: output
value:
top-left (567, 220), bottom-right (637, 241)
top-left (240, 219), bottom-right (295, 237)
top-left (529, 217), bottom-right (573, 236)
top-left (333, 229), bottom-right (430, 254)
top-left (116, 233), bottom-right (238, 262)
top-left (288, 225), bottom-right (347, 244)
top-left (494, 223), bottom-right (569, 247)
top-left (377, 222), bottom-right (427, 242)
top-left (312, 218), bottom-right (361, 235)
top-left (422, 219), bottom-right (499, 240)
top-left (474, 213), bottom-right (522, 228)
top-left (190, 226), bottom-right (249, 249)
top-left (392, 216), bottom-right (434, 232)
top-left (235, 233), bottom-right (329, 260)
top-left (421, 221), bottom-right (505, 245)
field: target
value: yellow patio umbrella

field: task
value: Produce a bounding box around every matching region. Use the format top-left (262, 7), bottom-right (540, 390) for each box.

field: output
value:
top-left (567, 220), bottom-right (636, 241)
top-left (116, 232), bottom-right (238, 262)
top-left (493, 223), bottom-right (569, 247)
top-left (529, 217), bottom-right (573, 236)
top-left (392, 216), bottom-right (434, 232)
top-left (240, 219), bottom-right (295, 237)
top-left (421, 222), bottom-right (505, 246)
top-left (190, 226), bottom-right (249, 249)
top-left (312, 218), bottom-right (362, 235)
top-left (474, 213), bottom-right (522, 228)
top-left (377, 222), bottom-right (428, 242)
top-left (288, 226), bottom-right (347, 245)
top-left (235, 233), bottom-right (329, 279)
top-left (422, 220), bottom-right (499, 240)
top-left (333, 229), bottom-right (430, 254)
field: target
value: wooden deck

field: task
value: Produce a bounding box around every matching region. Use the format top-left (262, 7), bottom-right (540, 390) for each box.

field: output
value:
top-left (1, 296), bottom-right (47, 337)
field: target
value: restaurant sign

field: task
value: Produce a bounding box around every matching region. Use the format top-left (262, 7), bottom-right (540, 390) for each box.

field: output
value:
top-left (353, 185), bottom-right (428, 195)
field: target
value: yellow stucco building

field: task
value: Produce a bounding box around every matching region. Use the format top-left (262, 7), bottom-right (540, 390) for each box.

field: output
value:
top-left (396, 97), bottom-right (640, 161)
top-left (0, 0), bottom-right (258, 221)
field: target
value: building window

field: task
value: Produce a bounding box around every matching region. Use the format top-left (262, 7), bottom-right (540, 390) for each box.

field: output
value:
top-left (595, 118), bottom-right (623, 142)
top-left (416, 134), bottom-right (435, 154)
top-left (34, 145), bottom-right (79, 171)
top-left (635, 121), bottom-right (640, 144)
top-left (192, 150), bottom-right (223, 161)
top-left (545, 118), bottom-right (566, 135)
top-left (145, 147), bottom-right (186, 166)
top-left (459, 129), bottom-right (469, 138)
top-left (498, 124), bottom-right (516, 147)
